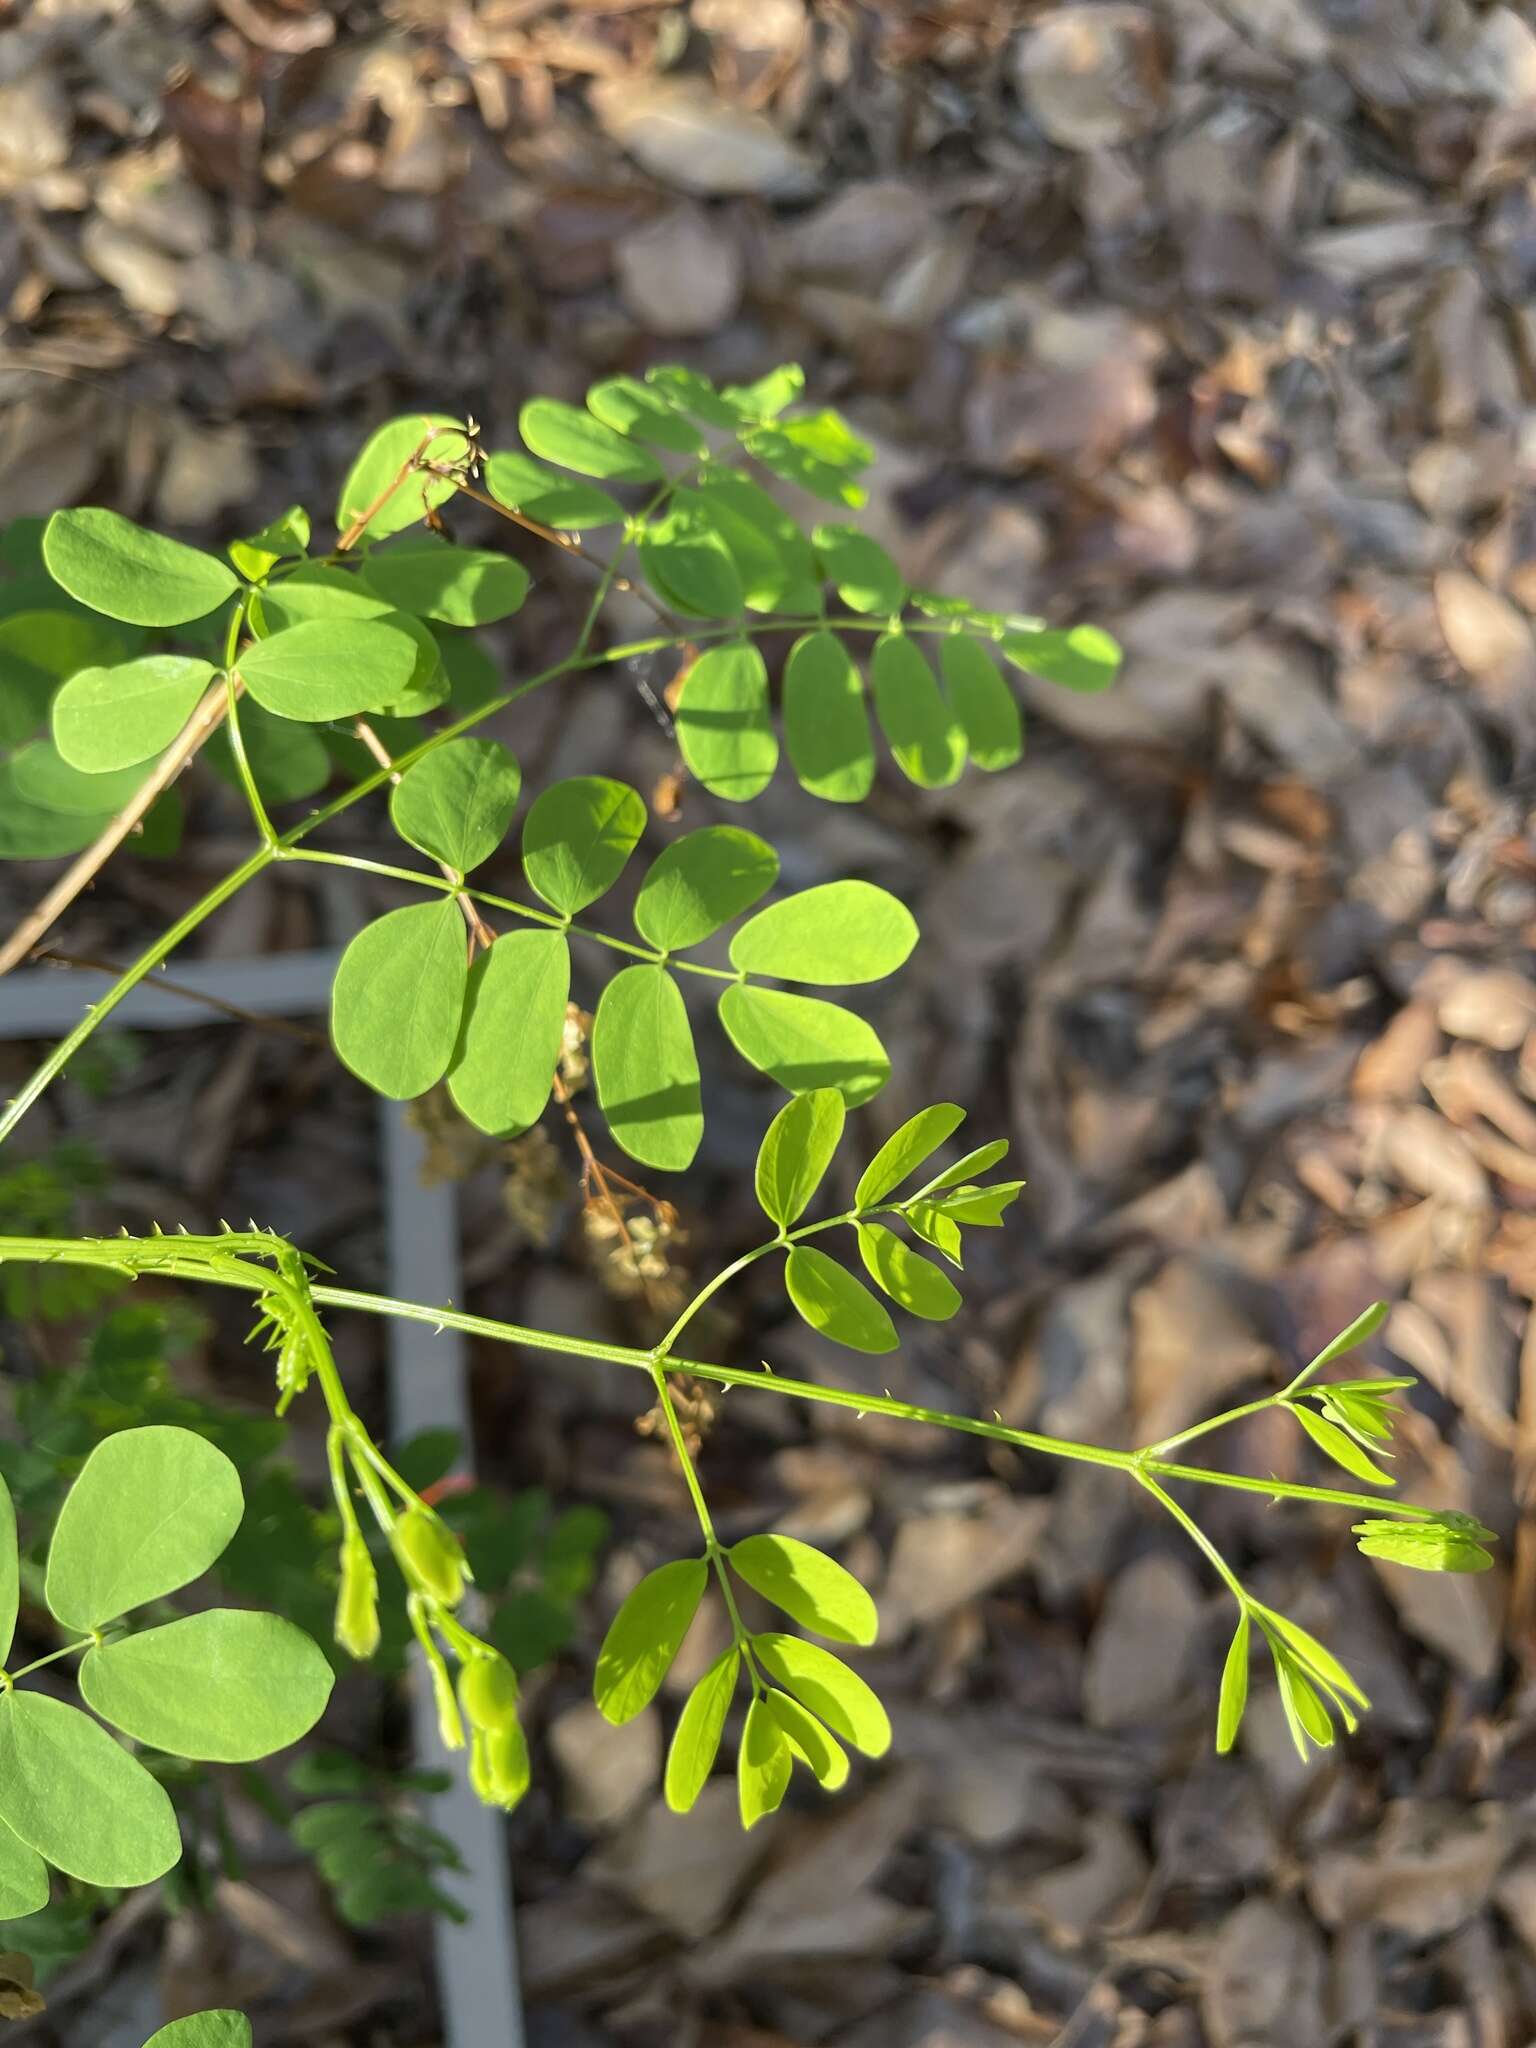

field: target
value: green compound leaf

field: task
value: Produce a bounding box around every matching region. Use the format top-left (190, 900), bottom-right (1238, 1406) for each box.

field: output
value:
top-left (813, 523), bottom-right (904, 615)
top-left (738, 1695), bottom-right (792, 1830)
top-left (237, 619), bottom-right (419, 722)
top-left (46, 1425), bottom-right (244, 1631)
top-left (0, 1471), bottom-right (15, 1666)
top-left (633, 825), bottom-right (779, 951)
top-left (0, 1814), bottom-right (49, 1920)
top-left (856, 1222), bottom-right (961, 1321)
top-left (940, 637), bottom-right (1022, 771)
top-left (784, 1245), bottom-right (897, 1354)
top-left (637, 496), bottom-right (744, 619)
top-left (230, 503), bottom-right (310, 580)
top-left (918, 1138), bottom-right (1009, 1194)
top-left (722, 364), bottom-right (805, 420)
top-left (729, 1533), bottom-right (877, 1647)
top-left (665, 1646), bottom-right (739, 1814)
top-left (783, 630), bottom-right (876, 804)
top-left (1353, 1513), bottom-right (1495, 1574)
top-left (751, 1633), bottom-right (890, 1758)
top-left (522, 774), bottom-right (647, 915)
top-left (744, 412), bottom-right (870, 508)
top-left (331, 899), bottom-right (469, 1100)
top-left (52, 656), bottom-right (215, 773)
top-left (390, 738), bottom-right (521, 875)
top-left (1215, 1610), bottom-right (1250, 1755)
top-left (361, 539), bottom-right (530, 627)
top-left (0, 765), bottom-right (111, 858)
top-left (0, 1692), bottom-right (181, 1886)
top-left (1000, 624), bottom-right (1122, 694)
top-left (519, 398), bottom-right (664, 484)
top-left (256, 564), bottom-right (395, 630)
top-left (483, 451), bottom-right (625, 530)
top-left (718, 984), bottom-right (890, 1105)
top-left (587, 375), bottom-right (706, 456)
top-left (870, 632), bottom-right (965, 789)
top-left (43, 509), bottom-right (238, 627)
top-left (207, 702), bottom-right (331, 805)
top-left (929, 1180), bottom-right (1024, 1227)
top-left (335, 414), bottom-right (468, 542)
top-left (594, 1557), bottom-right (707, 1726)
top-left (855, 1103), bottom-right (966, 1209)
top-left (1258, 1608), bottom-right (1369, 1717)
top-left (592, 965), bottom-right (702, 1171)
top-left (755, 1087), bottom-right (845, 1230)
top-left (692, 471), bottom-right (819, 613)
top-left (448, 930), bottom-right (569, 1137)
top-left (80, 1610), bottom-right (334, 1762)
top-left (1288, 1403), bottom-right (1394, 1487)
top-left (648, 364), bottom-right (750, 429)
top-left (144, 2015), bottom-right (253, 2048)
top-left (729, 880), bottom-right (917, 986)
top-left (9, 739), bottom-right (156, 818)
top-left (766, 1687), bottom-right (849, 1791)
top-left (675, 640), bottom-right (777, 803)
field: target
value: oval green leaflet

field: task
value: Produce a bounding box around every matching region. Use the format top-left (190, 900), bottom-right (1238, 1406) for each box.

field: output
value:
top-left (519, 398), bottom-right (664, 484)
top-left (80, 1610), bottom-right (334, 1762)
top-left (717, 984), bottom-right (890, 1106)
top-left (675, 640), bottom-right (777, 803)
top-left (43, 508), bottom-right (238, 627)
top-left (854, 1103), bottom-right (967, 1209)
top-left (729, 880), bottom-right (917, 986)
top-left (744, 424), bottom-right (867, 509)
top-left (691, 470), bottom-right (820, 613)
top-left (856, 1223), bottom-right (961, 1321)
top-left (229, 502), bottom-right (309, 580)
top-left (45, 1425), bottom-right (245, 1631)
top-left (738, 1695), bottom-right (792, 1830)
top-left (0, 1691), bottom-right (181, 1886)
top-left (939, 636), bottom-right (1022, 771)
top-left (237, 619), bottom-right (420, 722)
top-left (595, 1557), bottom-right (707, 1725)
top-left (813, 523), bottom-right (904, 616)
top-left (448, 930), bottom-right (570, 1137)
top-left (330, 898), bottom-right (469, 1100)
top-left (782, 631), bottom-right (876, 805)
top-left (632, 825), bottom-right (778, 952)
top-left (591, 965), bottom-right (702, 1171)
top-left (766, 1687), bottom-right (849, 1791)
top-left (52, 655), bottom-right (216, 773)
top-left (1000, 624), bottom-right (1122, 694)
top-left (522, 775), bottom-right (647, 915)
top-left (870, 632), bottom-right (965, 789)
top-left (754, 1087), bottom-right (845, 1230)
top-left (665, 1645), bottom-right (739, 1814)
top-left (335, 413), bottom-right (469, 542)
top-left (483, 450), bottom-right (625, 530)
top-left (144, 2015), bottom-right (253, 2048)
top-left (0, 764), bottom-right (113, 857)
top-left (0, 1815), bottom-right (48, 1920)
top-left (361, 538), bottom-right (530, 627)
top-left (751, 1633), bottom-right (890, 1757)
top-left (255, 564), bottom-right (395, 630)
top-left (784, 1244), bottom-right (898, 1354)
top-left (10, 739), bottom-right (155, 817)
top-left (587, 376), bottom-right (705, 456)
top-left (637, 497), bottom-right (744, 620)
top-left (728, 1532), bottom-right (877, 1646)
top-left (390, 737), bottom-right (521, 875)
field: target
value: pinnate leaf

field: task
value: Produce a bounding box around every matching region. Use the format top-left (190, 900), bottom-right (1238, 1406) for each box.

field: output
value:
top-left (675, 640), bottom-right (777, 802)
top-left (751, 1633), bottom-right (890, 1757)
top-left (729, 880), bottom-right (917, 986)
top-left (855, 1103), bottom-right (966, 1209)
top-left (0, 1692), bottom-right (180, 1885)
top-left (718, 984), bottom-right (890, 1106)
top-left (43, 509), bottom-right (238, 627)
top-left (330, 899), bottom-right (469, 1100)
top-left (754, 1087), bottom-right (845, 1229)
top-left (592, 965), bottom-right (702, 1171)
top-left (595, 1558), bottom-right (707, 1725)
top-left (522, 775), bottom-right (646, 915)
top-left (784, 1245), bottom-right (897, 1354)
top-left (665, 1647), bottom-right (739, 1813)
top-left (729, 1533), bottom-right (877, 1646)
top-left (390, 738), bottom-right (521, 874)
top-left (46, 1425), bottom-right (243, 1630)
top-left (52, 656), bottom-right (215, 772)
top-left (633, 825), bottom-right (778, 951)
top-left (782, 630), bottom-right (875, 804)
top-left (80, 1610), bottom-right (334, 1761)
top-left (447, 930), bottom-right (569, 1136)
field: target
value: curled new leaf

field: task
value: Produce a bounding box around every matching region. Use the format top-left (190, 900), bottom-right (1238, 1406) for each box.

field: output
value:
top-left (729, 1532), bottom-right (877, 1646)
top-left (1287, 1402), bottom-right (1394, 1487)
top-left (665, 1646), bottom-right (738, 1813)
top-left (754, 1087), bottom-right (845, 1230)
top-left (1353, 1513), bottom-right (1495, 1574)
top-left (784, 1244), bottom-right (897, 1354)
top-left (596, 1558), bottom-right (707, 1726)
top-left (729, 880), bottom-right (918, 987)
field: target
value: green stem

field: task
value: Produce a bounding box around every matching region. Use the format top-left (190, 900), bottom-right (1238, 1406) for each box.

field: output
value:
top-left (1136, 1468), bottom-right (1249, 1605)
top-left (2, 1637), bottom-right (94, 1685)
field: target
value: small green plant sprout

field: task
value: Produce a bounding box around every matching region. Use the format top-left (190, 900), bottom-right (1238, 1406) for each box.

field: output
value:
top-left (0, 368), bottom-right (1497, 1860)
top-left (0, 1427), bottom-right (331, 1913)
